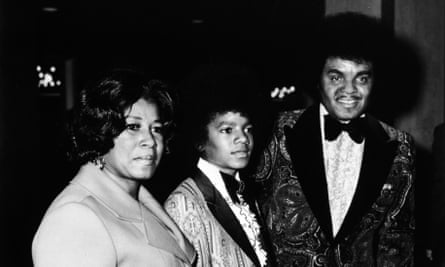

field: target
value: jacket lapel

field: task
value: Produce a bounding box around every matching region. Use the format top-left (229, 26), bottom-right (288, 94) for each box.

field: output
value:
top-left (285, 105), bottom-right (334, 241)
top-left (335, 115), bottom-right (397, 241)
top-left (285, 107), bottom-right (398, 242)
top-left (192, 169), bottom-right (261, 267)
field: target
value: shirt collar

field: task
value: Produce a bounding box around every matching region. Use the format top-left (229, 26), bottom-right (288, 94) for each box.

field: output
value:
top-left (197, 158), bottom-right (240, 199)
top-left (319, 103), bottom-right (367, 140)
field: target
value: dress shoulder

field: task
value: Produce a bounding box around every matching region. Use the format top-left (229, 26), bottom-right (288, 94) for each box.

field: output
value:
top-left (32, 201), bottom-right (115, 267)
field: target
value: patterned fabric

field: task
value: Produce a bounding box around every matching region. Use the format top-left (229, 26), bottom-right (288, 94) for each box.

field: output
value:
top-left (165, 178), bottom-right (259, 267)
top-left (320, 105), bottom-right (364, 236)
top-left (253, 106), bottom-right (415, 267)
top-left (196, 158), bottom-right (268, 265)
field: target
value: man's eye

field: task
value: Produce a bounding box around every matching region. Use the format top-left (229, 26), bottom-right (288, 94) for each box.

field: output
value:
top-left (220, 127), bottom-right (232, 134)
top-left (357, 75), bottom-right (370, 84)
top-left (330, 75), bottom-right (342, 82)
top-left (126, 123), bottom-right (141, 131)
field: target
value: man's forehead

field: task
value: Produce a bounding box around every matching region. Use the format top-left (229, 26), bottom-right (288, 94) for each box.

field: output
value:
top-left (324, 57), bottom-right (373, 72)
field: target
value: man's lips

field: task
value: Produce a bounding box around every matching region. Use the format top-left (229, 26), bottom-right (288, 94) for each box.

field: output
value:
top-left (335, 96), bottom-right (362, 107)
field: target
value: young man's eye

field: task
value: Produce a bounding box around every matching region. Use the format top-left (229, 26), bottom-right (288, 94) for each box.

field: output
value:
top-left (244, 125), bottom-right (254, 134)
top-left (220, 127), bottom-right (232, 134)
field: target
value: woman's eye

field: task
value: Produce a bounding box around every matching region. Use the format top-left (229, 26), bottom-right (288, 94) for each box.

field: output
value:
top-left (245, 126), bottom-right (254, 134)
top-left (151, 125), bottom-right (164, 135)
top-left (126, 123), bottom-right (141, 131)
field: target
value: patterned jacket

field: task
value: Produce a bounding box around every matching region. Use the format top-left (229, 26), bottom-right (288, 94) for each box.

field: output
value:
top-left (165, 169), bottom-right (275, 267)
top-left (254, 105), bottom-right (415, 267)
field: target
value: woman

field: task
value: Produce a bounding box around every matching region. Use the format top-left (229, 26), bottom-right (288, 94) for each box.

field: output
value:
top-left (164, 65), bottom-right (274, 267)
top-left (32, 69), bottom-right (196, 267)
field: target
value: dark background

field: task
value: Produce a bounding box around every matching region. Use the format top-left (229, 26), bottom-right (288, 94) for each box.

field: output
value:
top-left (6, 1), bottom-right (325, 266)
top-left (0, 0), bottom-right (438, 266)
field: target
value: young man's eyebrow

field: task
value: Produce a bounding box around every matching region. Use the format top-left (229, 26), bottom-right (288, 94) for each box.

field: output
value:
top-left (216, 121), bottom-right (234, 127)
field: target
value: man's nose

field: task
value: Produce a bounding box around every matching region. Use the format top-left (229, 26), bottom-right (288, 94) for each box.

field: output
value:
top-left (343, 80), bottom-right (357, 93)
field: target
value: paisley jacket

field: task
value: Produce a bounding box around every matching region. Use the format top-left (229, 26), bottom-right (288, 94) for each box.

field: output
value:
top-left (253, 105), bottom-right (415, 267)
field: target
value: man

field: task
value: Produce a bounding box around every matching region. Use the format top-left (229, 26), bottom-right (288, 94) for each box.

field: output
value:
top-left (254, 13), bottom-right (415, 266)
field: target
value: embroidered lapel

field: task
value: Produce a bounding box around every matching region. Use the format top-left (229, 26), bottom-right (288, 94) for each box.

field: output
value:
top-left (285, 105), bottom-right (334, 241)
top-left (335, 115), bottom-right (397, 241)
top-left (192, 169), bottom-right (261, 267)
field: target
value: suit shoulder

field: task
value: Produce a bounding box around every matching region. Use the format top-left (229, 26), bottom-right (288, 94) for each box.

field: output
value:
top-left (378, 120), bottom-right (414, 145)
top-left (166, 178), bottom-right (203, 203)
top-left (165, 178), bottom-right (207, 216)
top-left (164, 179), bottom-right (209, 243)
top-left (275, 109), bottom-right (306, 131)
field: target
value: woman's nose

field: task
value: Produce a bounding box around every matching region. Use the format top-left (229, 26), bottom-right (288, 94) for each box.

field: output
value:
top-left (140, 130), bottom-right (156, 147)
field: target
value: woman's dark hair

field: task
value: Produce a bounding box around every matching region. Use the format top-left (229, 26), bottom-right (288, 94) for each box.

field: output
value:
top-left (67, 69), bottom-right (175, 165)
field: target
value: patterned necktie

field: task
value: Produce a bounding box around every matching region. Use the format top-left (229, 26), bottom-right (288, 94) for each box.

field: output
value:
top-left (220, 172), bottom-right (245, 204)
top-left (324, 115), bottom-right (367, 143)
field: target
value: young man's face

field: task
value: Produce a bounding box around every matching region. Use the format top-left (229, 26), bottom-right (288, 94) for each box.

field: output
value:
top-left (320, 57), bottom-right (374, 122)
top-left (202, 111), bottom-right (254, 176)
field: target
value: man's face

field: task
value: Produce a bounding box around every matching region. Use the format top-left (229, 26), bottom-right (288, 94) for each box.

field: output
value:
top-left (320, 57), bottom-right (373, 122)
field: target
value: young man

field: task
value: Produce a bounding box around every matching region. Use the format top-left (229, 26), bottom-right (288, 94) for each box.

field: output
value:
top-left (165, 65), bottom-right (274, 267)
top-left (254, 13), bottom-right (415, 266)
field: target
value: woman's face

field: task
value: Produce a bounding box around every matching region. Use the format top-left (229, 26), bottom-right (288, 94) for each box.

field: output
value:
top-left (103, 98), bottom-right (165, 183)
top-left (202, 111), bottom-right (254, 175)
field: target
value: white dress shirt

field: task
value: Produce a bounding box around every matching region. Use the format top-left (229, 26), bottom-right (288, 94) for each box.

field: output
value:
top-left (319, 104), bottom-right (365, 236)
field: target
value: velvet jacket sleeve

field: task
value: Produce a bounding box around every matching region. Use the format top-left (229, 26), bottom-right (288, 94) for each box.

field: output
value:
top-left (376, 130), bottom-right (415, 266)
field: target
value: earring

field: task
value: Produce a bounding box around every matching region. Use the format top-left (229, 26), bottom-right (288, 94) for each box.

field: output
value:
top-left (94, 157), bottom-right (106, 170)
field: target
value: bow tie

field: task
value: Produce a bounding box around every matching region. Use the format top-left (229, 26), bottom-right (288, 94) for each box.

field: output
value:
top-left (324, 115), bottom-right (367, 143)
top-left (220, 172), bottom-right (245, 204)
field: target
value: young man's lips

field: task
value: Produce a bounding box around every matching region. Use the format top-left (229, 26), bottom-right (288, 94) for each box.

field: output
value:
top-left (232, 151), bottom-right (250, 157)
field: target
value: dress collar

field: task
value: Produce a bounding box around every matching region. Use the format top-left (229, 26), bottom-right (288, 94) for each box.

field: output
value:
top-left (72, 162), bottom-right (154, 221)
